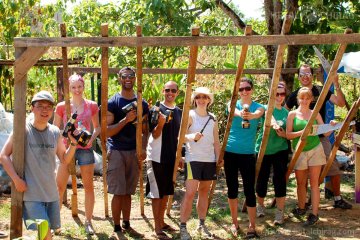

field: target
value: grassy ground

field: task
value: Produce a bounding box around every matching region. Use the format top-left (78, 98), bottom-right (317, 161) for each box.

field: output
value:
top-left (0, 168), bottom-right (359, 239)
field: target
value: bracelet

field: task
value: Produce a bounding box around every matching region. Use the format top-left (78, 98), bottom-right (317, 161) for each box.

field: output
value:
top-left (70, 142), bottom-right (77, 146)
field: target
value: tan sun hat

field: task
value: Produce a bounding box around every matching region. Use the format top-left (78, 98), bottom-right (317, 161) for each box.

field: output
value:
top-left (191, 87), bottom-right (214, 105)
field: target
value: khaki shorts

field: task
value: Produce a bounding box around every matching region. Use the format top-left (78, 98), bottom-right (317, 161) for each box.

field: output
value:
top-left (320, 136), bottom-right (342, 176)
top-left (107, 149), bottom-right (139, 195)
top-left (294, 144), bottom-right (326, 170)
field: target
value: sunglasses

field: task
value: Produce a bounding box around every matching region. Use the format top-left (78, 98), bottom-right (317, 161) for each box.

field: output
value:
top-left (299, 72), bottom-right (312, 77)
top-left (35, 105), bottom-right (54, 111)
top-left (164, 88), bottom-right (177, 93)
top-left (120, 74), bottom-right (135, 80)
top-left (195, 95), bottom-right (209, 100)
top-left (239, 86), bottom-right (252, 92)
top-left (276, 92), bottom-right (286, 97)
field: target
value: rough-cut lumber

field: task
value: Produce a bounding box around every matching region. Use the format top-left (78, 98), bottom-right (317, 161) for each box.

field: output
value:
top-left (100, 24), bottom-right (109, 218)
top-left (14, 33), bottom-right (360, 47)
top-left (167, 27), bottom-right (200, 215)
top-left (0, 58), bottom-right (82, 66)
top-left (207, 25), bottom-right (252, 211)
top-left (14, 47), bottom-right (49, 80)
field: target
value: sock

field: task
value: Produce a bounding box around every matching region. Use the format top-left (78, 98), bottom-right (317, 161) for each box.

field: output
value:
top-left (180, 222), bottom-right (186, 229)
top-left (334, 195), bottom-right (342, 201)
top-left (122, 220), bottom-right (130, 229)
top-left (114, 224), bottom-right (121, 232)
top-left (199, 219), bottom-right (205, 226)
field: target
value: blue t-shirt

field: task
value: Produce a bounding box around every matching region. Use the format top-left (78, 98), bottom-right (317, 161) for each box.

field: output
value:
top-left (226, 100), bottom-right (264, 154)
top-left (107, 93), bottom-right (149, 151)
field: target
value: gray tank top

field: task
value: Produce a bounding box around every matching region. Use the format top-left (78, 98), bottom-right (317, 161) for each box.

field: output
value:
top-left (23, 122), bottom-right (60, 202)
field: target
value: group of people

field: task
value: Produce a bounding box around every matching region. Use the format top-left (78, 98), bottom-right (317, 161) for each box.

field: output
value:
top-left (0, 64), bottom-right (352, 240)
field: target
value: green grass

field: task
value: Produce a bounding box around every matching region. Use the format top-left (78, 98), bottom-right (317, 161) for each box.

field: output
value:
top-left (0, 200), bottom-right (10, 220)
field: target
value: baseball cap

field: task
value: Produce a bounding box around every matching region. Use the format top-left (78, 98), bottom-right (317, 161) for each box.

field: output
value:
top-left (31, 91), bottom-right (55, 105)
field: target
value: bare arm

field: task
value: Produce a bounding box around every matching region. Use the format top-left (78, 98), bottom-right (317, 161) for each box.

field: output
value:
top-left (53, 111), bottom-right (62, 128)
top-left (151, 113), bottom-right (166, 139)
top-left (106, 110), bottom-right (136, 137)
top-left (88, 109), bottom-right (101, 146)
top-left (329, 75), bottom-right (345, 107)
top-left (56, 134), bottom-right (77, 165)
top-left (0, 134), bottom-right (27, 192)
top-left (245, 107), bottom-right (265, 120)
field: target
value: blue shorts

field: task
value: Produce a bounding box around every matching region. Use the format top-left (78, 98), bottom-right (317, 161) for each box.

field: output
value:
top-left (75, 148), bottom-right (95, 166)
top-left (23, 201), bottom-right (61, 230)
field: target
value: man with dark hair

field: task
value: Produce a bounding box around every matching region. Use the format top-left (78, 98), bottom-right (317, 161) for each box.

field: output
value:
top-left (106, 67), bottom-right (149, 239)
top-left (146, 81), bottom-right (182, 239)
top-left (0, 91), bottom-right (77, 240)
top-left (285, 64), bottom-right (352, 211)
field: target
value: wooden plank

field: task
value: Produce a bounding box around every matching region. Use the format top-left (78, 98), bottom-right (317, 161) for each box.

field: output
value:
top-left (67, 67), bottom-right (316, 75)
top-left (13, 33), bottom-right (360, 47)
top-left (167, 27), bottom-right (200, 215)
top-left (11, 47), bottom-right (27, 239)
top-left (319, 97), bottom-right (360, 183)
top-left (207, 26), bottom-right (252, 211)
top-left (14, 47), bottom-right (49, 80)
top-left (285, 29), bottom-right (351, 182)
top-left (355, 145), bottom-right (360, 203)
top-left (100, 24), bottom-right (110, 217)
top-left (60, 23), bottom-right (78, 217)
top-left (135, 25), bottom-right (145, 216)
top-left (0, 58), bottom-right (82, 66)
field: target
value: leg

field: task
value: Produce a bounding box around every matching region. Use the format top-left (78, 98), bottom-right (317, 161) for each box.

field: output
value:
top-left (180, 179), bottom-right (199, 223)
top-left (256, 155), bottom-right (272, 206)
top-left (160, 196), bottom-right (169, 228)
top-left (196, 180), bottom-right (212, 220)
top-left (308, 165), bottom-right (322, 215)
top-left (80, 164), bottom-right (95, 221)
top-left (330, 174), bottom-right (341, 196)
top-left (273, 150), bottom-right (288, 211)
top-left (151, 198), bottom-right (163, 233)
top-left (121, 195), bottom-right (132, 222)
top-left (111, 195), bottom-right (122, 228)
top-left (295, 169), bottom-right (308, 210)
top-left (56, 162), bottom-right (70, 208)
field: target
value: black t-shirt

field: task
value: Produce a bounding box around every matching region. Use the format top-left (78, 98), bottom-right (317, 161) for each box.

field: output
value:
top-left (148, 103), bottom-right (182, 164)
top-left (286, 85), bottom-right (332, 120)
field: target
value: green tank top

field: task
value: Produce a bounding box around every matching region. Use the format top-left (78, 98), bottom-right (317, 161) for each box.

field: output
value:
top-left (292, 117), bottom-right (320, 151)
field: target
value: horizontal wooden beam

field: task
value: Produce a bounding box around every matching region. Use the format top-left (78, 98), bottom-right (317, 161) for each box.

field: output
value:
top-left (0, 58), bottom-right (83, 66)
top-left (66, 67), bottom-right (321, 75)
top-left (14, 33), bottom-right (360, 47)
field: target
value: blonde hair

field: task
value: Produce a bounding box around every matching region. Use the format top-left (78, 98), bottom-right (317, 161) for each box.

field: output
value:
top-left (297, 87), bottom-right (313, 100)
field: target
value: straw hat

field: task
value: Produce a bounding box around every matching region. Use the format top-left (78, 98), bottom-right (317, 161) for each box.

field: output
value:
top-left (191, 87), bottom-right (214, 105)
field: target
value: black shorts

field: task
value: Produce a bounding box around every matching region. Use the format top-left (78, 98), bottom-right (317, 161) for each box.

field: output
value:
top-left (184, 161), bottom-right (217, 181)
top-left (146, 161), bottom-right (174, 199)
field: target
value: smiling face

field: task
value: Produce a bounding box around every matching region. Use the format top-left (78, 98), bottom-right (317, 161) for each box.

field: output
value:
top-left (69, 79), bottom-right (85, 97)
top-left (297, 88), bottom-right (313, 108)
top-left (298, 65), bottom-right (313, 87)
top-left (239, 81), bottom-right (253, 100)
top-left (31, 100), bottom-right (54, 124)
top-left (163, 81), bottom-right (179, 104)
top-left (118, 69), bottom-right (136, 90)
top-left (194, 94), bottom-right (210, 108)
top-left (275, 87), bottom-right (286, 105)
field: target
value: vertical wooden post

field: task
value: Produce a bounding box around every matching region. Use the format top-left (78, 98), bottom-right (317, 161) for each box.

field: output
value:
top-left (60, 23), bottom-right (78, 217)
top-left (100, 24), bottom-right (109, 217)
top-left (319, 98), bottom-right (360, 182)
top-left (355, 140), bottom-right (360, 203)
top-left (11, 47), bottom-right (27, 239)
top-left (136, 25), bottom-right (145, 216)
top-left (207, 25), bottom-right (252, 210)
top-left (285, 29), bottom-right (351, 182)
top-left (166, 27), bottom-right (200, 215)
top-left (56, 67), bottom-right (64, 102)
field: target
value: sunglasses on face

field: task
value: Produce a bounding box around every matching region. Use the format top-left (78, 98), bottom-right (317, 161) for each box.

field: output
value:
top-left (164, 88), bottom-right (177, 93)
top-left (120, 74), bottom-right (135, 80)
top-left (35, 105), bottom-right (54, 111)
top-left (195, 95), bottom-right (209, 100)
top-left (276, 92), bottom-right (286, 97)
top-left (239, 86), bottom-right (252, 92)
top-left (299, 72), bottom-right (312, 77)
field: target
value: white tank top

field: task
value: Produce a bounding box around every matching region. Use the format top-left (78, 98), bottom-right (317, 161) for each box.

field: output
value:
top-left (185, 110), bottom-right (216, 163)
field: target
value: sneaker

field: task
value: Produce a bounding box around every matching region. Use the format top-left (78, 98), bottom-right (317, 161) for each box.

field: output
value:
top-left (180, 227), bottom-right (191, 240)
top-left (291, 207), bottom-right (306, 217)
top-left (273, 209), bottom-right (284, 225)
top-left (303, 213), bottom-right (319, 226)
top-left (256, 205), bottom-right (265, 217)
top-left (122, 221), bottom-right (130, 230)
top-left (334, 198), bottom-right (352, 209)
top-left (84, 221), bottom-right (95, 235)
top-left (325, 188), bottom-right (334, 199)
top-left (196, 224), bottom-right (213, 239)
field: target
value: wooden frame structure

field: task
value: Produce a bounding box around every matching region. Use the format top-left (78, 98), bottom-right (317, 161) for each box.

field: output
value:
top-left (10, 25), bottom-right (360, 238)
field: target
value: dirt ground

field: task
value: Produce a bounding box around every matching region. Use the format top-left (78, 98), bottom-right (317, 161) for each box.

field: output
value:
top-left (1, 168), bottom-right (360, 240)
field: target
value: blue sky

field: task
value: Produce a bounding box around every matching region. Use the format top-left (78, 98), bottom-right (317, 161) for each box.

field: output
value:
top-left (40, 0), bottom-right (264, 19)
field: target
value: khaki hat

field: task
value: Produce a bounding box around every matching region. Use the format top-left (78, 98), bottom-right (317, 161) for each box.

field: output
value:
top-left (191, 87), bottom-right (214, 105)
top-left (31, 91), bottom-right (55, 104)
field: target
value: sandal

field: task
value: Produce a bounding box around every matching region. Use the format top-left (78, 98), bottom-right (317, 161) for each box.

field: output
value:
top-left (161, 224), bottom-right (176, 232)
top-left (154, 231), bottom-right (171, 240)
top-left (245, 230), bottom-right (259, 239)
top-left (0, 231), bottom-right (8, 239)
top-left (230, 224), bottom-right (240, 237)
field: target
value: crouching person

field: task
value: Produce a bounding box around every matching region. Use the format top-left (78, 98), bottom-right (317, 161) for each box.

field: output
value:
top-left (0, 91), bottom-right (77, 240)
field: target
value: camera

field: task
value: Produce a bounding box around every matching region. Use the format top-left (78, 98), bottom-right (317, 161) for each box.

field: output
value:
top-left (122, 101), bottom-right (137, 114)
top-left (241, 104), bottom-right (250, 129)
top-left (63, 113), bottom-right (92, 147)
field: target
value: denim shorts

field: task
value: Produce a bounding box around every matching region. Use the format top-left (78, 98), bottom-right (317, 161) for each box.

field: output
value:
top-left (23, 200), bottom-right (61, 230)
top-left (75, 148), bottom-right (95, 166)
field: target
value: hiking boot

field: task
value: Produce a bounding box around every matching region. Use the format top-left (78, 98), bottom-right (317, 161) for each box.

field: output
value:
top-left (325, 188), bottom-right (334, 199)
top-left (273, 209), bottom-right (284, 225)
top-left (196, 224), bottom-right (213, 239)
top-left (256, 205), bottom-right (265, 217)
top-left (84, 220), bottom-right (95, 235)
top-left (180, 227), bottom-right (191, 240)
top-left (122, 221), bottom-right (130, 230)
top-left (291, 207), bottom-right (306, 217)
top-left (334, 198), bottom-right (352, 209)
top-left (303, 213), bottom-right (319, 226)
